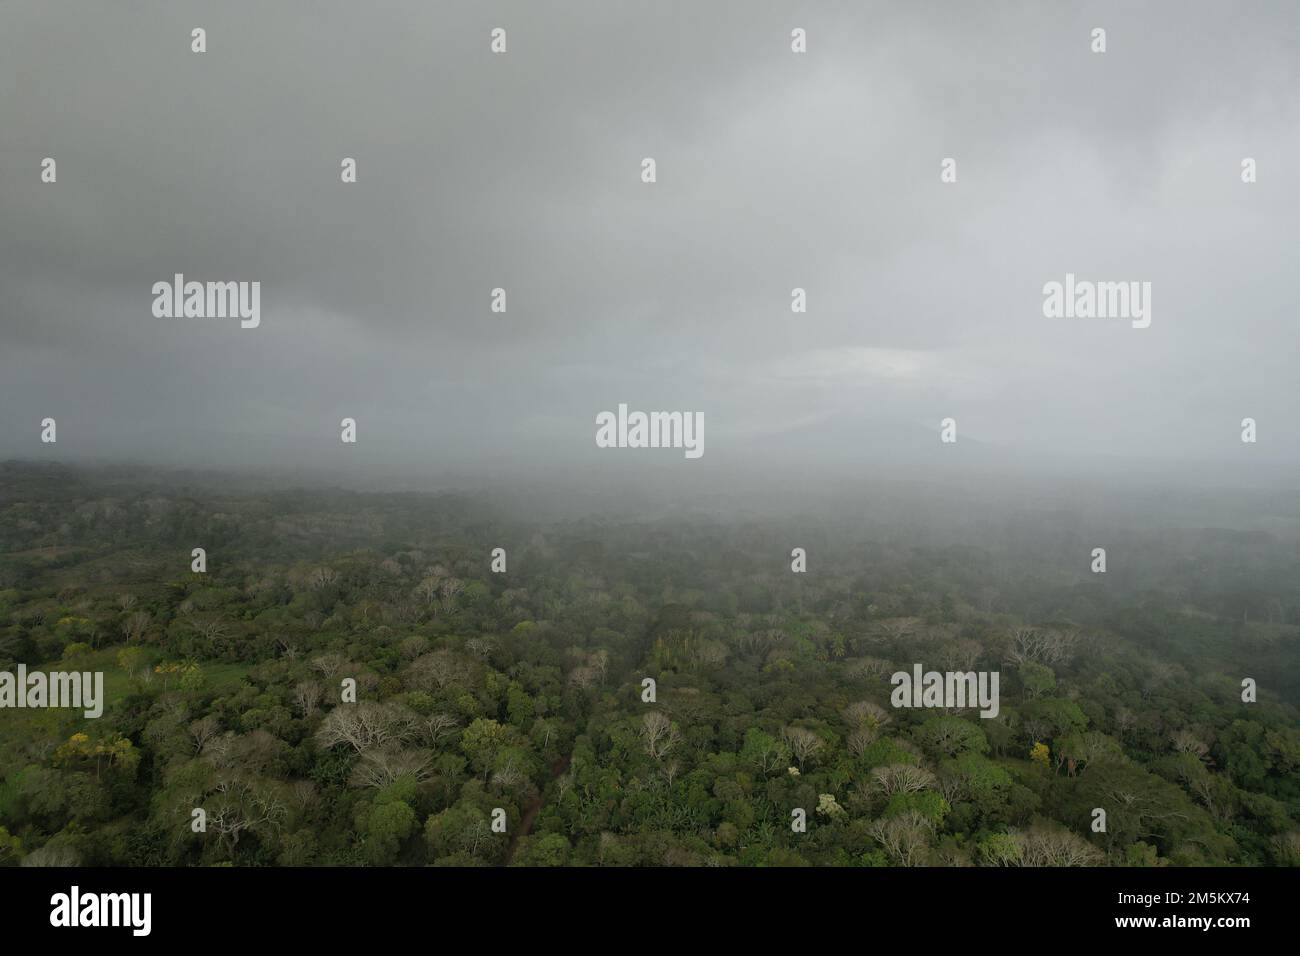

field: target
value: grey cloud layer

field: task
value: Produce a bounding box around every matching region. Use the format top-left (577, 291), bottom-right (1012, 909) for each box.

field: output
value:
top-left (2, 0), bottom-right (1298, 483)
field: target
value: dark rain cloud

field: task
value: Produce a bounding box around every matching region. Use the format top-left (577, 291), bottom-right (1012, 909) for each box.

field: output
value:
top-left (2, 0), bottom-right (1298, 488)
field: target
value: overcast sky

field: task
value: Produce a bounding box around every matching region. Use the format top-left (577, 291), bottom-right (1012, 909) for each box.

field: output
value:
top-left (2, 0), bottom-right (1299, 493)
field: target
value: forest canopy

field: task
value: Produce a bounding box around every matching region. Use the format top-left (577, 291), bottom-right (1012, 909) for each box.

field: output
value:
top-left (1, 461), bottom-right (1297, 867)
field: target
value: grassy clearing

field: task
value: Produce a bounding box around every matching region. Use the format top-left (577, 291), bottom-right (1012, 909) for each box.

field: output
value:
top-left (0, 648), bottom-right (250, 807)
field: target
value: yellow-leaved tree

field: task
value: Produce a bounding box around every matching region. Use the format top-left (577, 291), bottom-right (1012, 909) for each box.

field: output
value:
top-left (1029, 741), bottom-right (1051, 768)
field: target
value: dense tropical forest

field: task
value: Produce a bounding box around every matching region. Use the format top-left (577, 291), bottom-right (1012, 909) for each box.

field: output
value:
top-left (1, 461), bottom-right (1298, 867)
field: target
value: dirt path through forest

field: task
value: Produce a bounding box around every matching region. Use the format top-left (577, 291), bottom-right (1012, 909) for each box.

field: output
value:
top-left (502, 752), bottom-right (572, 865)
